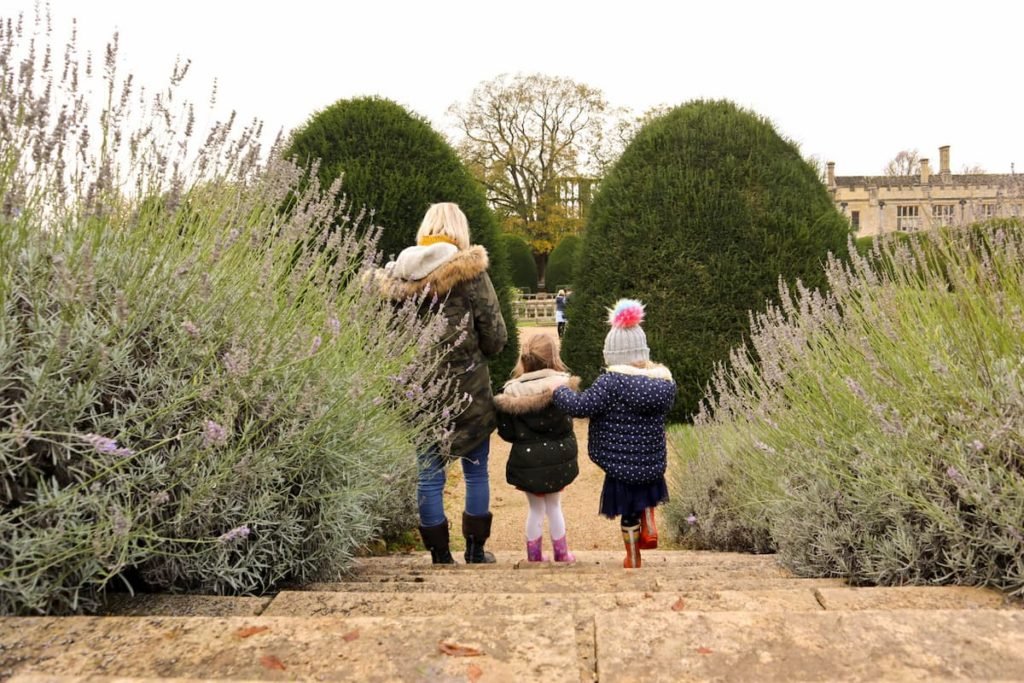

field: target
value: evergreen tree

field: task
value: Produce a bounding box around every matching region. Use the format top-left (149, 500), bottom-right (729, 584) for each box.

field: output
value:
top-left (545, 235), bottom-right (581, 291)
top-left (562, 100), bottom-right (851, 419)
top-left (286, 97), bottom-right (518, 384)
top-left (500, 233), bottom-right (539, 291)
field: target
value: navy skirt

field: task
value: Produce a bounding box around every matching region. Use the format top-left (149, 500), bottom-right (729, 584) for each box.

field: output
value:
top-left (598, 475), bottom-right (669, 519)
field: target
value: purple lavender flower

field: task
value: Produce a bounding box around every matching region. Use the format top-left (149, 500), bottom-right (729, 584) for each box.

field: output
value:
top-left (970, 440), bottom-right (985, 451)
top-left (151, 491), bottom-right (171, 505)
top-left (946, 466), bottom-right (966, 485)
top-left (218, 525), bottom-right (251, 543)
top-left (328, 317), bottom-right (341, 336)
top-left (1008, 526), bottom-right (1024, 543)
top-left (686, 514), bottom-right (698, 526)
top-left (372, 397), bottom-right (385, 406)
top-left (182, 320), bottom-right (200, 338)
top-left (202, 420), bottom-right (229, 448)
top-left (82, 433), bottom-right (135, 457)
top-left (309, 335), bottom-right (322, 355)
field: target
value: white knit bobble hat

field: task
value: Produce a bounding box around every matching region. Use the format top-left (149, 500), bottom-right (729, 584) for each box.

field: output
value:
top-left (603, 298), bottom-right (650, 366)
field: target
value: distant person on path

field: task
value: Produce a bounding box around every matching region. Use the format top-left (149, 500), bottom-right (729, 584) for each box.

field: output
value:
top-left (494, 333), bottom-right (580, 563)
top-left (552, 299), bottom-right (675, 568)
top-left (372, 202), bottom-right (507, 564)
top-left (554, 289), bottom-right (568, 338)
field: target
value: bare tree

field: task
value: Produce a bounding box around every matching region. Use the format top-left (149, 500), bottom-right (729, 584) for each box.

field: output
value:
top-left (448, 73), bottom-right (614, 284)
top-left (883, 149), bottom-right (921, 176)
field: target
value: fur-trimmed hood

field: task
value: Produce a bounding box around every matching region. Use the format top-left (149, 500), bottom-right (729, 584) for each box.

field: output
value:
top-left (495, 369), bottom-right (581, 415)
top-left (606, 363), bottom-right (673, 381)
top-left (372, 244), bottom-right (490, 300)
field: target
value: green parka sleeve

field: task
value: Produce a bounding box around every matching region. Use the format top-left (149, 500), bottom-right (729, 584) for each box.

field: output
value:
top-left (472, 272), bottom-right (507, 358)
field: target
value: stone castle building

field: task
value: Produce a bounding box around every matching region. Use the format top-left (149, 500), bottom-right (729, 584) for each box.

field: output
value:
top-left (827, 146), bottom-right (1023, 237)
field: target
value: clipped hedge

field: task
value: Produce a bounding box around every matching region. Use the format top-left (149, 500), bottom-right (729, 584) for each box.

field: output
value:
top-left (545, 235), bottom-right (581, 292)
top-left (562, 100), bottom-right (851, 419)
top-left (285, 96), bottom-right (518, 384)
top-left (500, 233), bottom-right (539, 292)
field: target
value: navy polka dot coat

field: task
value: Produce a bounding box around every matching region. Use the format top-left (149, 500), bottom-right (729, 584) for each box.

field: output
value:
top-left (553, 364), bottom-right (675, 484)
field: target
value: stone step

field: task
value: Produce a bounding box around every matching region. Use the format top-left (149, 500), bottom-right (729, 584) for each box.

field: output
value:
top-left (0, 614), bottom-right (578, 682)
top-left (98, 595), bottom-right (271, 617)
top-left (351, 549), bottom-right (785, 573)
top-left (264, 583), bottom-right (1008, 618)
top-left (263, 588), bottom-right (825, 618)
top-left (594, 609), bottom-right (1024, 681)
top-left (302, 572), bottom-right (849, 594)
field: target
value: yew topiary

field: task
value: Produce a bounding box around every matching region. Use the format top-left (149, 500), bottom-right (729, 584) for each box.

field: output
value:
top-left (562, 100), bottom-right (851, 419)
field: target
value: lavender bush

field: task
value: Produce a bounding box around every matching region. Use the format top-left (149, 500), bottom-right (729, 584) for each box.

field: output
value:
top-left (1, 9), bottom-right (463, 615)
top-left (667, 224), bottom-right (1024, 595)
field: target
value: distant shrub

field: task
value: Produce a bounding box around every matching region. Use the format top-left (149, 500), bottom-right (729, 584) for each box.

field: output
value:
top-left (500, 233), bottom-right (539, 291)
top-left (545, 235), bottom-right (581, 292)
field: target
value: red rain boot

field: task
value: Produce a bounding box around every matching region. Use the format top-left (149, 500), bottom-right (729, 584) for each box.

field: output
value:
top-left (622, 523), bottom-right (642, 569)
top-left (639, 507), bottom-right (658, 550)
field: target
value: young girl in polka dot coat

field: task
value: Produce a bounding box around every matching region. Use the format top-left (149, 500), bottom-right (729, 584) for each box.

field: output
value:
top-left (553, 299), bottom-right (675, 568)
top-left (494, 333), bottom-right (580, 563)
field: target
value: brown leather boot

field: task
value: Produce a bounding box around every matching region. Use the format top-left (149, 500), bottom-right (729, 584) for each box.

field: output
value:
top-left (639, 507), bottom-right (659, 549)
top-left (622, 523), bottom-right (642, 569)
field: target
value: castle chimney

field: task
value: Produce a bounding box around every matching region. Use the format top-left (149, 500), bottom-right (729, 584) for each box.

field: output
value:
top-left (826, 161), bottom-right (835, 187)
top-left (939, 145), bottom-right (951, 176)
top-left (920, 158), bottom-right (930, 184)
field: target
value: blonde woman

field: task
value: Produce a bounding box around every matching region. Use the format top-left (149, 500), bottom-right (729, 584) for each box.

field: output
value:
top-left (374, 202), bottom-right (508, 564)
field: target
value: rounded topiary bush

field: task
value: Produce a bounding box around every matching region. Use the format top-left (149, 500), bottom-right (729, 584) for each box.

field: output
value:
top-left (285, 96), bottom-right (518, 383)
top-left (545, 235), bottom-right (581, 292)
top-left (562, 100), bottom-right (851, 419)
top-left (500, 233), bottom-right (538, 292)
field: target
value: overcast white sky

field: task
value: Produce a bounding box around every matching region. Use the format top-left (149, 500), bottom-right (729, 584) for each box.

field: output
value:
top-left (6, 0), bottom-right (1022, 175)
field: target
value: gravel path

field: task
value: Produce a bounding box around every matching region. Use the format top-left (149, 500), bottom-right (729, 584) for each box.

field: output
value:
top-left (445, 326), bottom-right (630, 555)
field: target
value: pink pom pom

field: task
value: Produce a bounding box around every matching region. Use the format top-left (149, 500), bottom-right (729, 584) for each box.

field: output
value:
top-left (608, 299), bottom-right (645, 329)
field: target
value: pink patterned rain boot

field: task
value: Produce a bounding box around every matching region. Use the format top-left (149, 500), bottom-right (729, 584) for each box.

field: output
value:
top-left (526, 536), bottom-right (546, 562)
top-left (552, 535), bottom-right (576, 563)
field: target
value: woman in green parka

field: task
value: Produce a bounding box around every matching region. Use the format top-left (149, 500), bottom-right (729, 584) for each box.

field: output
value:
top-left (494, 332), bottom-right (579, 563)
top-left (373, 203), bottom-right (507, 565)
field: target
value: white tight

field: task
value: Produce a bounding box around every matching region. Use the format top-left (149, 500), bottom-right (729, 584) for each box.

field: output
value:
top-left (525, 492), bottom-right (566, 541)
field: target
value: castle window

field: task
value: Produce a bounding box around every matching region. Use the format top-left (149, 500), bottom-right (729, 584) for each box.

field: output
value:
top-left (978, 204), bottom-right (996, 219)
top-left (933, 204), bottom-right (955, 226)
top-left (897, 205), bottom-right (920, 232)
top-left (851, 210), bottom-right (860, 230)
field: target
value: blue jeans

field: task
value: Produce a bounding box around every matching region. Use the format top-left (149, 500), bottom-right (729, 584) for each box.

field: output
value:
top-left (417, 438), bottom-right (490, 527)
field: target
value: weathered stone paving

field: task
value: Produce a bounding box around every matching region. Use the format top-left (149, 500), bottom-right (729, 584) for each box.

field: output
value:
top-left (2, 551), bottom-right (1021, 681)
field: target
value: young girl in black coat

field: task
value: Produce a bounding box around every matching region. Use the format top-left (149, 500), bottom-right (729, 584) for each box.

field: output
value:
top-left (494, 333), bottom-right (580, 562)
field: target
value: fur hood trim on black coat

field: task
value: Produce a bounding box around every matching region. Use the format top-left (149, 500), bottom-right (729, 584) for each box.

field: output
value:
top-left (494, 369), bottom-right (581, 415)
top-left (373, 245), bottom-right (490, 300)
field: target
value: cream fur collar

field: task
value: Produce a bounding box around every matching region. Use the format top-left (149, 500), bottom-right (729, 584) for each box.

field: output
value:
top-left (494, 370), bottom-right (581, 414)
top-left (606, 363), bottom-right (674, 381)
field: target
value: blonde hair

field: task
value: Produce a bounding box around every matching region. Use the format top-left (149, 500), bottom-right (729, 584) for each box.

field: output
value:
top-left (511, 333), bottom-right (568, 377)
top-left (416, 202), bottom-right (471, 250)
